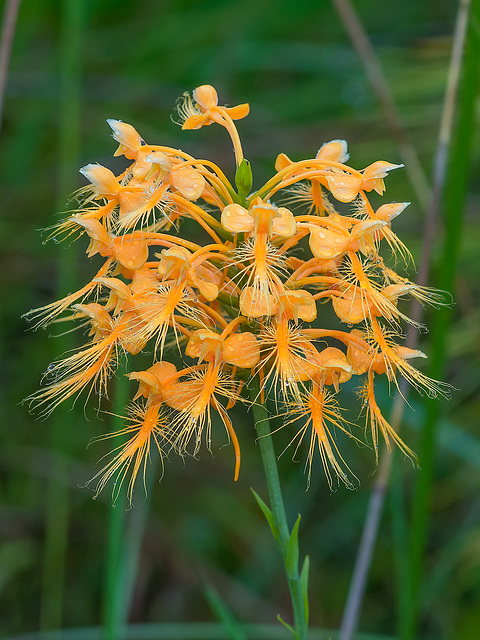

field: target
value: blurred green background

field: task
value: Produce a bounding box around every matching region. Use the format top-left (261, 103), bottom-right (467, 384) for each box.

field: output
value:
top-left (1, 0), bottom-right (479, 639)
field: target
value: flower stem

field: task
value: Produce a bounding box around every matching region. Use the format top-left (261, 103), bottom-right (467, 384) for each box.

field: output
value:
top-left (250, 380), bottom-right (308, 640)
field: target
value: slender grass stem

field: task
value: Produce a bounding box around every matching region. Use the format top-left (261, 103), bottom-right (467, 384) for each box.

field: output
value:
top-left (40, 0), bottom-right (83, 630)
top-left (104, 487), bottom-right (127, 640)
top-left (408, 1), bottom-right (478, 636)
top-left (389, 452), bottom-right (413, 640)
top-left (0, 0), bottom-right (21, 131)
top-left (250, 379), bottom-right (308, 640)
top-left (102, 372), bottom-right (158, 640)
top-left (331, 0), bottom-right (431, 209)
top-left (338, 442), bottom-right (392, 640)
top-left (339, 2), bottom-right (475, 639)
top-left (103, 367), bottom-right (130, 640)
top-left (118, 461), bottom-right (158, 623)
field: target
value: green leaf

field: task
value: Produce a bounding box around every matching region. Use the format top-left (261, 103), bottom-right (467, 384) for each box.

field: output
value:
top-left (285, 515), bottom-right (301, 579)
top-left (250, 488), bottom-right (279, 545)
top-left (225, 182), bottom-right (243, 204)
top-left (235, 158), bottom-right (253, 200)
top-left (203, 582), bottom-right (247, 640)
top-left (277, 614), bottom-right (299, 639)
top-left (300, 555), bottom-right (310, 626)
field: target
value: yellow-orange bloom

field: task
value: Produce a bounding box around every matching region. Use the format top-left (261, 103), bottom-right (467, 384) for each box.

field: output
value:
top-left (26, 84), bottom-right (448, 499)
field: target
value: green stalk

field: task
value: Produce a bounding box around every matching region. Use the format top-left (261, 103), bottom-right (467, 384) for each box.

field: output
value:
top-left (117, 460), bottom-right (158, 623)
top-left (408, 1), bottom-right (479, 636)
top-left (102, 368), bottom-right (159, 640)
top-left (389, 451), bottom-right (413, 640)
top-left (250, 379), bottom-right (308, 640)
top-left (41, 0), bottom-right (83, 630)
top-left (103, 366), bottom-right (130, 640)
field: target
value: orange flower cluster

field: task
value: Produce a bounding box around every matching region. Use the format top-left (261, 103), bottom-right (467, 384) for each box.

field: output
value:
top-left (26, 85), bottom-right (446, 502)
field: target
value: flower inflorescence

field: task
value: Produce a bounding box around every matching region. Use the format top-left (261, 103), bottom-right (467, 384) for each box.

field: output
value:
top-left (26, 85), bottom-right (446, 503)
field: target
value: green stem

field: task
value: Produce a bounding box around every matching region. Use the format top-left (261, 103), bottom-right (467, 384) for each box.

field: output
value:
top-left (250, 380), bottom-right (308, 640)
top-left (40, 0), bottom-right (83, 630)
top-left (408, 1), bottom-right (479, 636)
top-left (102, 370), bottom-right (159, 640)
top-left (103, 365), bottom-right (130, 640)
top-left (389, 452), bottom-right (413, 640)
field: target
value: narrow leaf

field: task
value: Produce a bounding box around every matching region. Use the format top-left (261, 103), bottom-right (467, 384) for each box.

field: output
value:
top-left (203, 582), bottom-right (247, 640)
top-left (300, 555), bottom-right (310, 626)
top-left (285, 515), bottom-right (301, 579)
top-left (250, 488), bottom-right (279, 544)
top-left (277, 614), bottom-right (299, 639)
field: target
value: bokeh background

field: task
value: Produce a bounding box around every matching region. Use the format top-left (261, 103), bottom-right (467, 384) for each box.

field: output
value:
top-left (1, 1), bottom-right (479, 639)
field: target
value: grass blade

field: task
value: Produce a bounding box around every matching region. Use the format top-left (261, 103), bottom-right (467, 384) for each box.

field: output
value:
top-left (0, 0), bottom-right (22, 131)
top-left (408, 0), bottom-right (480, 636)
top-left (40, 0), bottom-right (83, 630)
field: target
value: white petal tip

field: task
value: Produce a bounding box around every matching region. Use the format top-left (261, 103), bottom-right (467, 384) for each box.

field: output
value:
top-left (79, 163), bottom-right (95, 176)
